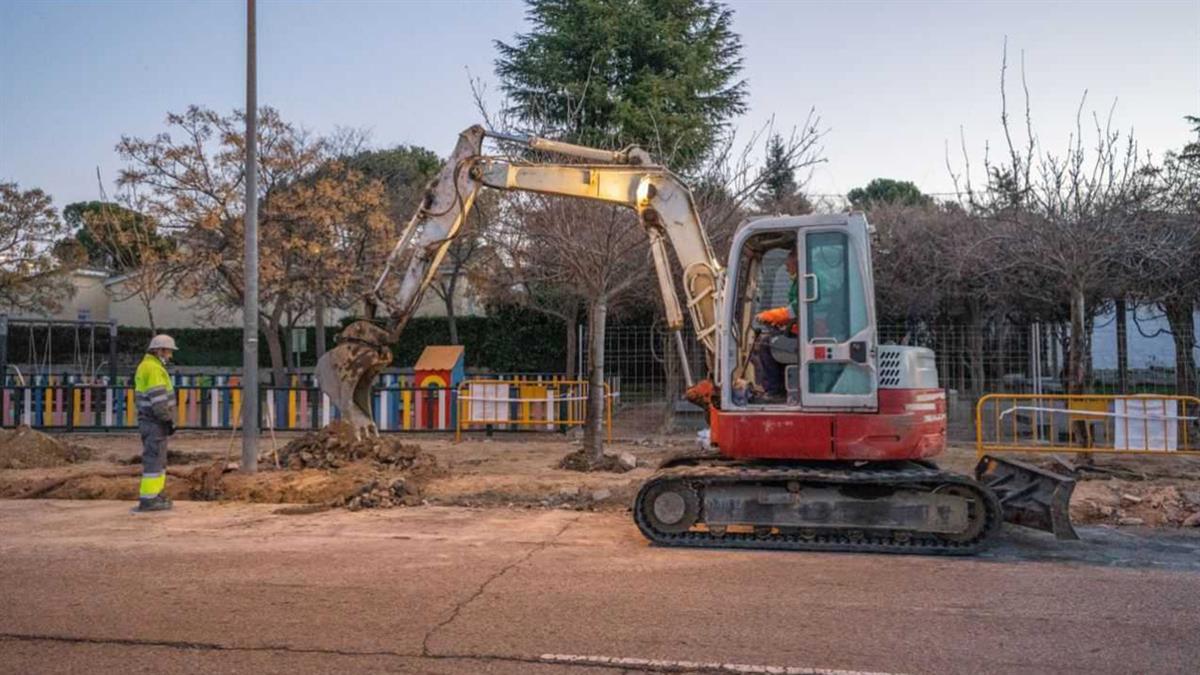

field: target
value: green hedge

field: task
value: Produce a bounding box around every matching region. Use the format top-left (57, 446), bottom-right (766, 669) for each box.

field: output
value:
top-left (3, 307), bottom-right (574, 373)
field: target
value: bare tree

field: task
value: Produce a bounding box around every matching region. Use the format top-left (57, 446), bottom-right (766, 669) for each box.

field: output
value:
top-left (117, 106), bottom-right (391, 384)
top-left (951, 44), bottom-right (1152, 395)
top-left (0, 182), bottom-right (75, 313)
top-left (78, 177), bottom-right (179, 333)
top-left (1126, 147), bottom-right (1200, 394)
top-left (429, 192), bottom-right (495, 345)
top-left (693, 112), bottom-right (825, 258)
top-left (491, 195), bottom-right (650, 461)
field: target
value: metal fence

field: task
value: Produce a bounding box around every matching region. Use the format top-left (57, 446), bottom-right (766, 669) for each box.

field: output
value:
top-left (456, 379), bottom-right (615, 440)
top-left (976, 393), bottom-right (1200, 457)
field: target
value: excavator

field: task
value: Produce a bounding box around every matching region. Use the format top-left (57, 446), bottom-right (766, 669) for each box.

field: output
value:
top-left (316, 124), bottom-right (1077, 554)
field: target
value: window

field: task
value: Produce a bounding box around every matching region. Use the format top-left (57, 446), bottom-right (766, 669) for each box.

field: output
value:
top-left (804, 232), bottom-right (871, 396)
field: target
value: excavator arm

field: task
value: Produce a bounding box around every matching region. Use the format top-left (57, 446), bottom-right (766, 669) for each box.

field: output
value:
top-left (317, 125), bottom-right (723, 436)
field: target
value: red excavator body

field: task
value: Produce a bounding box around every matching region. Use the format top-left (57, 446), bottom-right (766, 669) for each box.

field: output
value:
top-left (712, 388), bottom-right (946, 461)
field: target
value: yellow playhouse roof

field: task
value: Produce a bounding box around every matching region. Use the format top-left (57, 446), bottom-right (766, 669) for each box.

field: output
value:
top-left (414, 345), bottom-right (464, 371)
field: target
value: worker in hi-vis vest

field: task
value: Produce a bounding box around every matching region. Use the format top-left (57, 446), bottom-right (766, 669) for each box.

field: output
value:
top-left (133, 334), bottom-right (178, 513)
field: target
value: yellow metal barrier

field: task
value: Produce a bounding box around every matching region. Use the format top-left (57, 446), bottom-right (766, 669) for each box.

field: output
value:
top-left (976, 393), bottom-right (1200, 458)
top-left (456, 379), bottom-right (614, 442)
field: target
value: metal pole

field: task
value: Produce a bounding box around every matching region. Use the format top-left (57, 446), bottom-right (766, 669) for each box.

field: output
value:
top-left (0, 314), bottom-right (8, 386)
top-left (107, 320), bottom-right (117, 385)
top-left (241, 0), bottom-right (259, 473)
top-left (673, 330), bottom-right (694, 388)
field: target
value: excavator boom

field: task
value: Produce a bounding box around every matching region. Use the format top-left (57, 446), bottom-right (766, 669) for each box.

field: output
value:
top-left (317, 125), bottom-right (722, 436)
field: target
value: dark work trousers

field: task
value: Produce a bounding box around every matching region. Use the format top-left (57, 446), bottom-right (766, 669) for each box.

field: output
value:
top-left (138, 418), bottom-right (168, 498)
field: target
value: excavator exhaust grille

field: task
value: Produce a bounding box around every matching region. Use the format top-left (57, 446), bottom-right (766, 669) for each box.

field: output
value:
top-left (877, 345), bottom-right (938, 389)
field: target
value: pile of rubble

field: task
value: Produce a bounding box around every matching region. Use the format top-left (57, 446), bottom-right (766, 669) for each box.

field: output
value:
top-left (278, 420), bottom-right (434, 471)
top-left (558, 448), bottom-right (639, 473)
top-left (1073, 482), bottom-right (1200, 527)
top-left (343, 477), bottom-right (422, 511)
top-left (0, 425), bottom-right (92, 469)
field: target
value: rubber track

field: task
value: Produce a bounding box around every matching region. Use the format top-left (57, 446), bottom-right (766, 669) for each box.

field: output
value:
top-left (634, 462), bottom-right (1002, 555)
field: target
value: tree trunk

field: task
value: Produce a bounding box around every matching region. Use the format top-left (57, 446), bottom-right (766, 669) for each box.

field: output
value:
top-left (1163, 299), bottom-right (1198, 396)
top-left (966, 301), bottom-right (986, 397)
top-left (1067, 288), bottom-right (1092, 452)
top-left (315, 294), bottom-right (326, 360)
top-left (446, 302), bottom-right (459, 346)
top-left (284, 314), bottom-right (298, 372)
top-left (1115, 298), bottom-right (1128, 394)
top-left (145, 304), bottom-right (157, 334)
top-left (1067, 288), bottom-right (1088, 395)
top-left (563, 311), bottom-right (578, 377)
top-left (262, 321), bottom-right (287, 388)
top-left (1084, 311), bottom-right (1095, 386)
top-left (444, 276), bottom-right (459, 346)
top-left (583, 298), bottom-right (608, 462)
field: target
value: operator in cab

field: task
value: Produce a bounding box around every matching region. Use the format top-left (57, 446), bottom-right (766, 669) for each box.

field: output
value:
top-left (132, 334), bottom-right (178, 513)
top-left (751, 247), bottom-right (798, 402)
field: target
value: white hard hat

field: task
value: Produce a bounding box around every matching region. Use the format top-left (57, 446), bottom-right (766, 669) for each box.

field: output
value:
top-left (148, 334), bottom-right (178, 352)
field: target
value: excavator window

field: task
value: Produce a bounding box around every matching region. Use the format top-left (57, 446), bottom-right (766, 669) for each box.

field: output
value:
top-left (804, 231), bottom-right (871, 395)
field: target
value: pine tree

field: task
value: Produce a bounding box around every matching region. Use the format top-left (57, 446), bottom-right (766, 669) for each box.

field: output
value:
top-left (753, 134), bottom-right (812, 215)
top-left (495, 0), bottom-right (747, 173)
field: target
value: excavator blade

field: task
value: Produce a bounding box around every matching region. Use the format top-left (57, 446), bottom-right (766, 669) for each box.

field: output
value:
top-left (315, 320), bottom-right (393, 438)
top-left (975, 454), bottom-right (1079, 540)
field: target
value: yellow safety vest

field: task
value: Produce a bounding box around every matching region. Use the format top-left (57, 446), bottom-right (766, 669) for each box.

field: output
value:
top-left (134, 354), bottom-right (175, 423)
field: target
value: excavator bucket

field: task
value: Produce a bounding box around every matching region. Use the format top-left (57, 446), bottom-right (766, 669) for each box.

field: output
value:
top-left (975, 454), bottom-right (1079, 540)
top-left (316, 320), bottom-right (393, 438)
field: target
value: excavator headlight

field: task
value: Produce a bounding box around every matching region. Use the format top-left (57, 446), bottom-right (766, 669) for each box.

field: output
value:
top-left (636, 178), bottom-right (653, 207)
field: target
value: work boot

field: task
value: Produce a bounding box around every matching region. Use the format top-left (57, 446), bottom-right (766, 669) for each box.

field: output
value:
top-left (131, 495), bottom-right (173, 513)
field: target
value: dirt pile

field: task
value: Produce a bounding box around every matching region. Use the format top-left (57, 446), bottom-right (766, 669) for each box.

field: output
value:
top-left (343, 476), bottom-right (422, 511)
top-left (0, 426), bottom-right (92, 469)
top-left (558, 448), bottom-right (637, 473)
top-left (278, 420), bottom-right (433, 471)
top-left (1072, 481), bottom-right (1200, 527)
top-left (175, 421), bottom-right (442, 510)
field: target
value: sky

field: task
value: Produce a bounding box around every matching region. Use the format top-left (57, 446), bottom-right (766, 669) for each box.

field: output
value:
top-left (2, 0), bottom-right (1197, 210)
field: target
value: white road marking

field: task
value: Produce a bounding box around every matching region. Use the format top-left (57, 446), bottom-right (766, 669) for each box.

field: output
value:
top-left (538, 653), bottom-right (902, 674)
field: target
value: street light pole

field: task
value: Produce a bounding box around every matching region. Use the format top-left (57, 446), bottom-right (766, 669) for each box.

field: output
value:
top-left (241, 0), bottom-right (259, 473)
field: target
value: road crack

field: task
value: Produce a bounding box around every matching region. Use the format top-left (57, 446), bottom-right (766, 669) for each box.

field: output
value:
top-left (420, 513), bottom-right (581, 656)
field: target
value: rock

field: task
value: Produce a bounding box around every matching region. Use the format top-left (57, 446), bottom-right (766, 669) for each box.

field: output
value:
top-left (1183, 512), bottom-right (1200, 528)
top-left (1120, 493), bottom-right (1143, 505)
top-left (1117, 517), bottom-right (1145, 526)
top-left (558, 486), bottom-right (580, 497)
top-left (1180, 491), bottom-right (1200, 506)
top-left (616, 452), bottom-right (638, 472)
top-left (590, 488), bottom-right (613, 502)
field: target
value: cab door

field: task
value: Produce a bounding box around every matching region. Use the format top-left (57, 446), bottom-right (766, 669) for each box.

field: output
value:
top-left (797, 222), bottom-right (878, 410)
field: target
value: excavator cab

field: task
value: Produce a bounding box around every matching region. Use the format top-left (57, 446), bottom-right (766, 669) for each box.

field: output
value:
top-left (724, 213), bottom-right (879, 413)
top-left (713, 214), bottom-right (932, 464)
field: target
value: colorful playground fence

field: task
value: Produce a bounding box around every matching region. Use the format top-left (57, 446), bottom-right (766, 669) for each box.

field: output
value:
top-left (1, 374), bottom-right (619, 435)
top-left (976, 393), bottom-right (1200, 458)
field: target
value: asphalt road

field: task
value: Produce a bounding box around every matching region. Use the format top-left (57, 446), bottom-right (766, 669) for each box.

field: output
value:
top-left (1, 500), bottom-right (1198, 675)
